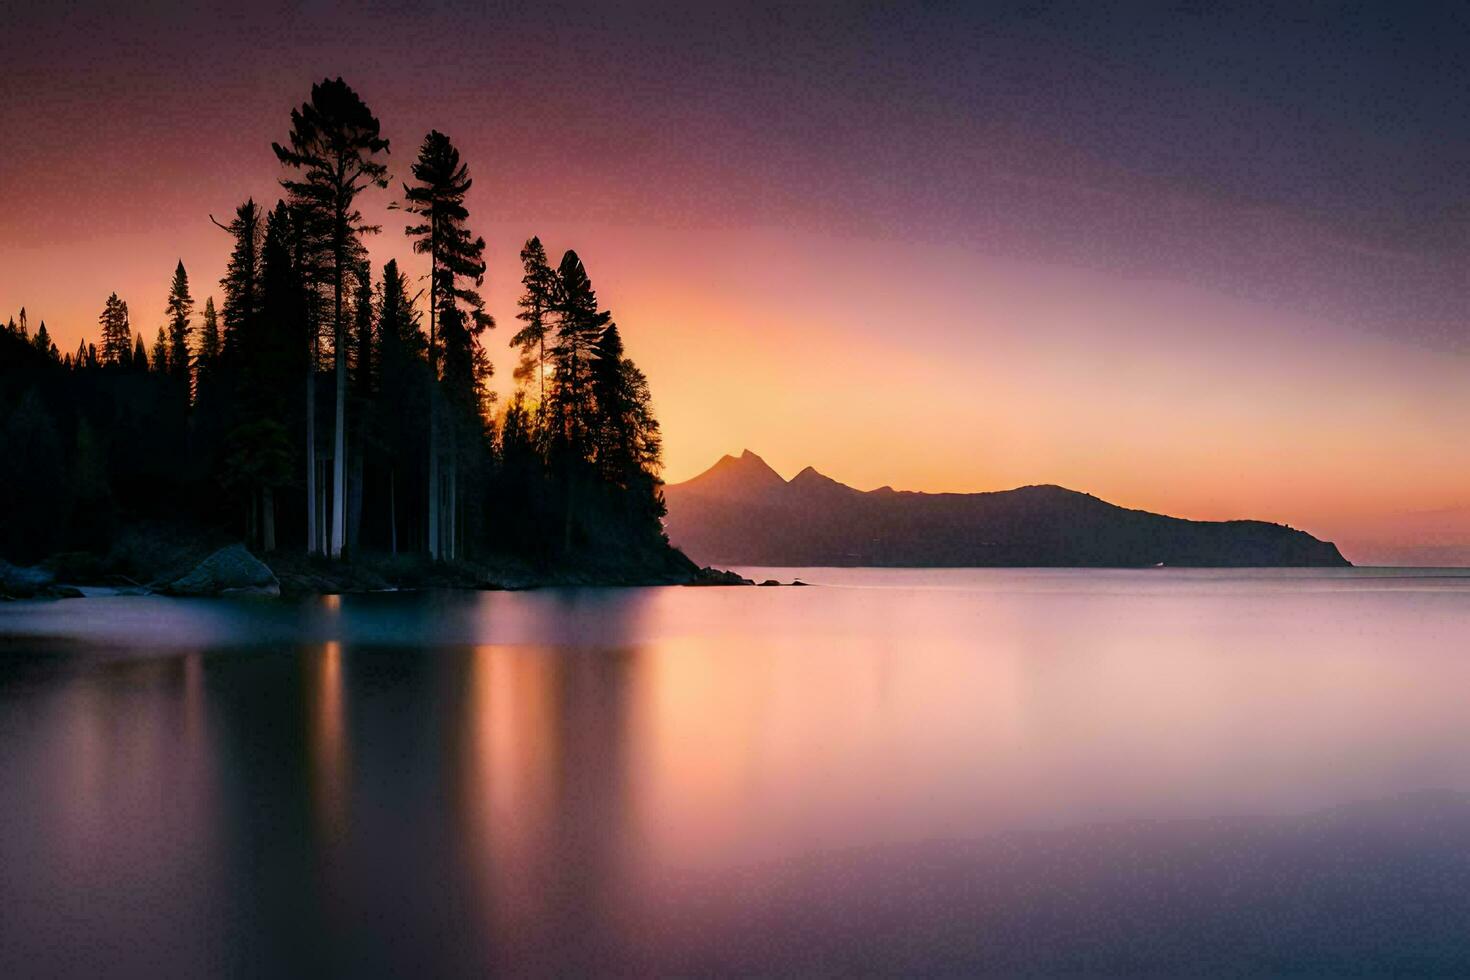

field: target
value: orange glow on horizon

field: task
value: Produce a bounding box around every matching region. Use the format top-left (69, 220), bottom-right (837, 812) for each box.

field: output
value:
top-left (7, 221), bottom-right (1469, 560)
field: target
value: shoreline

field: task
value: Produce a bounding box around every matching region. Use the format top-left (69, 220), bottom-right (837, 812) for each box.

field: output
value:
top-left (0, 541), bottom-right (762, 601)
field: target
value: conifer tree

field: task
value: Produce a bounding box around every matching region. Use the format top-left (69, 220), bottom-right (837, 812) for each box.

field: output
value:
top-left (165, 260), bottom-right (194, 394)
top-left (548, 250), bottom-right (611, 550)
top-left (31, 321), bottom-right (58, 361)
top-left (550, 250), bottom-right (609, 458)
top-left (374, 259), bottom-right (425, 555)
top-left (98, 293), bottom-right (132, 366)
top-left (347, 262), bottom-right (374, 550)
top-left (512, 236), bottom-right (556, 421)
top-left (402, 130), bottom-right (491, 559)
top-left (152, 328), bottom-right (169, 373)
top-left (132, 333), bottom-right (148, 371)
top-left (274, 78), bottom-right (389, 559)
top-left (217, 200), bottom-right (262, 363)
top-left (197, 297), bottom-right (221, 388)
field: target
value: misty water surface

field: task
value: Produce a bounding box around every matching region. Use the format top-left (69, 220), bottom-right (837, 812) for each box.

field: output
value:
top-left (2, 568), bottom-right (1469, 975)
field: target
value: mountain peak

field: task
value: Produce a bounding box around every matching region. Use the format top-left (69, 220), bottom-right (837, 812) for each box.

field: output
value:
top-left (789, 464), bottom-right (860, 498)
top-left (676, 448), bottom-right (788, 500)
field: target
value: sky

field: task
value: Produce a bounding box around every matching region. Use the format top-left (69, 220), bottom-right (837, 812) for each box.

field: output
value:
top-left (2, 1), bottom-right (1468, 562)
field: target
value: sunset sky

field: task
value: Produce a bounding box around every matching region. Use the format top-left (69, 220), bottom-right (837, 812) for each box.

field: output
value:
top-left (2, 1), bottom-right (1467, 561)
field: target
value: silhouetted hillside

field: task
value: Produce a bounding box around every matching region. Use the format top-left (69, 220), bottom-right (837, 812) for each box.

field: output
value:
top-left (665, 451), bottom-right (1350, 568)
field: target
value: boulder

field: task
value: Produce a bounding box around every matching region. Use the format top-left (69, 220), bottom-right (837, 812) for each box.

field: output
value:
top-left (165, 544), bottom-right (280, 597)
top-left (0, 560), bottom-right (55, 598)
top-left (0, 562), bottom-right (87, 600)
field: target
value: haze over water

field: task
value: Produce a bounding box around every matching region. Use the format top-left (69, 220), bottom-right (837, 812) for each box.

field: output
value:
top-left (4, 569), bottom-right (1470, 975)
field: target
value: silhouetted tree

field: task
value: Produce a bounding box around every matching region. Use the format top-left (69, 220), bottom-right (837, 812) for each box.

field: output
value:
top-left (165, 261), bottom-right (195, 394)
top-left (151, 328), bottom-right (169, 373)
top-left (374, 259), bottom-right (426, 554)
top-left (197, 297), bottom-right (221, 388)
top-left (31, 321), bottom-right (58, 361)
top-left (132, 333), bottom-right (148, 371)
top-left (98, 293), bottom-right (131, 366)
top-left (347, 262), bottom-right (374, 549)
top-left (273, 77), bottom-right (390, 559)
top-left (217, 199), bottom-right (262, 364)
top-left (548, 249), bottom-right (611, 551)
top-left (402, 129), bottom-right (490, 560)
top-left (512, 236), bottom-right (556, 423)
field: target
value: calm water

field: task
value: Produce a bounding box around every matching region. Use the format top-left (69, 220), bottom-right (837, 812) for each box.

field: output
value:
top-left (3, 568), bottom-right (1470, 976)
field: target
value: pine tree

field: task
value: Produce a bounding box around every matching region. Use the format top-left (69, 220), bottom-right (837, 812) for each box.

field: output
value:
top-left (31, 321), bottom-right (58, 361)
top-left (548, 250), bottom-right (611, 551)
top-left (592, 321), bottom-right (629, 480)
top-left (512, 236), bottom-right (556, 423)
top-left (98, 293), bottom-right (132, 366)
top-left (151, 328), bottom-right (169, 373)
top-left (132, 333), bottom-right (148, 371)
top-left (197, 297), bottom-right (221, 388)
top-left (375, 259), bottom-right (426, 555)
top-left (216, 200), bottom-right (262, 364)
top-left (550, 250), bottom-right (610, 459)
top-left (347, 262), bottom-right (374, 550)
top-left (273, 77), bottom-right (390, 560)
top-left (402, 130), bottom-right (492, 560)
top-left (165, 260), bottom-right (194, 395)
top-left (253, 201), bottom-right (310, 553)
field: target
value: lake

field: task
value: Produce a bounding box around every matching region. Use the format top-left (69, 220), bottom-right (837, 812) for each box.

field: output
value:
top-left (3, 567), bottom-right (1470, 975)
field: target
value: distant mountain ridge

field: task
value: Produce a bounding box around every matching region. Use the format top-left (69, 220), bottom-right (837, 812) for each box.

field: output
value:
top-left (664, 451), bottom-right (1350, 568)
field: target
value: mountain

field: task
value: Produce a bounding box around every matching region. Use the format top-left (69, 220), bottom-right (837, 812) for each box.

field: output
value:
top-left (664, 451), bottom-right (1350, 568)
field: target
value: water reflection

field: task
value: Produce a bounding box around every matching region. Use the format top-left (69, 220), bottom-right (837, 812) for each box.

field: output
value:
top-left (309, 641), bottom-right (349, 845)
top-left (3, 571), bottom-right (1470, 975)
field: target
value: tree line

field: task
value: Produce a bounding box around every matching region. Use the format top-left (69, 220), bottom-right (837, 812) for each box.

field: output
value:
top-left (0, 77), bottom-right (665, 567)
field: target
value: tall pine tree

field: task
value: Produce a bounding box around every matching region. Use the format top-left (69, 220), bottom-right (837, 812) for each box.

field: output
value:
top-left (512, 236), bottom-right (556, 425)
top-left (402, 129), bottom-right (491, 560)
top-left (273, 77), bottom-right (389, 559)
top-left (165, 260), bottom-right (194, 396)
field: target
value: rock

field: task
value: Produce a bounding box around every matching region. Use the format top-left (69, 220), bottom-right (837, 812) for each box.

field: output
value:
top-left (790, 579), bottom-right (810, 586)
top-left (686, 566), bottom-right (755, 586)
top-left (0, 560), bottom-right (55, 598)
top-left (759, 579), bottom-right (781, 586)
top-left (165, 544), bottom-right (280, 597)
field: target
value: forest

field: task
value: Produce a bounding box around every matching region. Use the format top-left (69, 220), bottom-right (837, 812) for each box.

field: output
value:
top-left (0, 78), bottom-right (685, 585)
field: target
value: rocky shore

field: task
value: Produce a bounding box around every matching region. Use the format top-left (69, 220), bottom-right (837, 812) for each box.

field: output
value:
top-left (1, 532), bottom-right (761, 601)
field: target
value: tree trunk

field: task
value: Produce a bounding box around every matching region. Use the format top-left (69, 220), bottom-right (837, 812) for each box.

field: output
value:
top-left (428, 392), bottom-right (440, 560)
top-left (389, 469), bottom-right (398, 556)
top-left (348, 429), bottom-right (365, 557)
top-left (563, 468), bottom-right (575, 554)
top-left (263, 485), bottom-right (277, 553)
top-left (447, 450), bottom-right (457, 561)
top-left (306, 371), bottom-right (316, 554)
top-left (317, 455), bottom-right (329, 555)
top-left (330, 257), bottom-right (346, 559)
